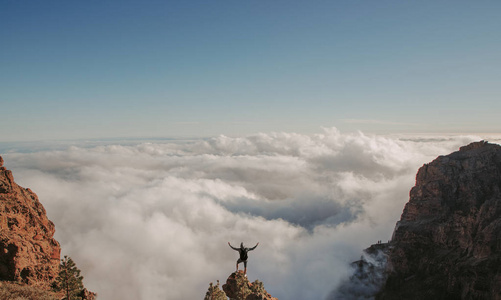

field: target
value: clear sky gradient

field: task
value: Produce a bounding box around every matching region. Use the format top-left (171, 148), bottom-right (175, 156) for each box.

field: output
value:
top-left (1, 1), bottom-right (500, 141)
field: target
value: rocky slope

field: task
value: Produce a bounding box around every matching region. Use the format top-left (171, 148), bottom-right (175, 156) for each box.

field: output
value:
top-left (0, 156), bottom-right (98, 299)
top-left (0, 155), bottom-right (61, 287)
top-left (379, 141), bottom-right (501, 299)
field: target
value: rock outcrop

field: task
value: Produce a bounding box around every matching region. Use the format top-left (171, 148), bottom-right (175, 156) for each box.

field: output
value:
top-left (220, 271), bottom-right (278, 300)
top-left (204, 280), bottom-right (227, 300)
top-left (0, 155), bottom-right (61, 287)
top-left (378, 141), bottom-right (501, 299)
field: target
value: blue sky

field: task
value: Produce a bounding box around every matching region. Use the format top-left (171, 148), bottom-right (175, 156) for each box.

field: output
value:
top-left (1, 1), bottom-right (500, 141)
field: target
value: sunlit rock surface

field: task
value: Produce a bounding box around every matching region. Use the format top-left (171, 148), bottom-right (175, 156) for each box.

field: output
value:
top-left (0, 155), bottom-right (61, 287)
top-left (222, 271), bottom-right (278, 300)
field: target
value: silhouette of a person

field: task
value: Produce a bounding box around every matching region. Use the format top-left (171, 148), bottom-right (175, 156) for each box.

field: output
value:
top-left (228, 242), bottom-right (259, 275)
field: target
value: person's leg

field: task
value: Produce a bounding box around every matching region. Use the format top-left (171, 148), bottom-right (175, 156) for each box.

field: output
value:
top-left (236, 258), bottom-right (242, 271)
top-left (244, 260), bottom-right (248, 274)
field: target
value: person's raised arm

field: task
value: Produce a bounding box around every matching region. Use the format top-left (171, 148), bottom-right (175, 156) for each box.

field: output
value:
top-left (249, 242), bottom-right (259, 251)
top-left (228, 242), bottom-right (239, 251)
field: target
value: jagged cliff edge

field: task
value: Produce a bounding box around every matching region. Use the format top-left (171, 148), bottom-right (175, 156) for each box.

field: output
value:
top-left (333, 141), bottom-right (501, 300)
top-left (0, 155), bottom-right (95, 298)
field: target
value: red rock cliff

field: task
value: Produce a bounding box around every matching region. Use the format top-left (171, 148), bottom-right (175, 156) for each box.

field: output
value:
top-left (379, 141), bottom-right (501, 299)
top-left (0, 155), bottom-right (61, 287)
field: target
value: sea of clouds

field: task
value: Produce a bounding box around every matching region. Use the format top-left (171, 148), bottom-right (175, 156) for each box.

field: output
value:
top-left (1, 128), bottom-right (498, 300)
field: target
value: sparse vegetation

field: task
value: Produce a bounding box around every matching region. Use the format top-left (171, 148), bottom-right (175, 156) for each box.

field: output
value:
top-left (0, 281), bottom-right (58, 300)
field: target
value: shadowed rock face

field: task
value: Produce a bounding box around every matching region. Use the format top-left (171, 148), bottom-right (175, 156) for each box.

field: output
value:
top-left (0, 156), bottom-right (61, 287)
top-left (379, 141), bottom-right (501, 299)
top-left (330, 243), bottom-right (391, 300)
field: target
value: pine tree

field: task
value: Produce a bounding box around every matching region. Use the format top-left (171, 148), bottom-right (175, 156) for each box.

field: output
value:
top-left (54, 256), bottom-right (84, 300)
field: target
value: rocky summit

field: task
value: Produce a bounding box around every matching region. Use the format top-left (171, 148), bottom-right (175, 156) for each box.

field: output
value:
top-left (222, 271), bottom-right (278, 300)
top-left (0, 155), bottom-right (61, 287)
top-left (205, 271), bottom-right (278, 300)
top-left (379, 141), bottom-right (501, 299)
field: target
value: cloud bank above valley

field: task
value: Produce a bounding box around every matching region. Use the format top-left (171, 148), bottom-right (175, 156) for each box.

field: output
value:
top-left (1, 128), bottom-right (497, 300)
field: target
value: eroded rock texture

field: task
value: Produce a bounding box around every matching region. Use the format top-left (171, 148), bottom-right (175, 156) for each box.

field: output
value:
top-left (222, 271), bottom-right (278, 300)
top-left (379, 141), bottom-right (501, 299)
top-left (0, 156), bottom-right (61, 287)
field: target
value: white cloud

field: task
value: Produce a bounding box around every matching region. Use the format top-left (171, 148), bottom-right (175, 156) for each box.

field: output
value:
top-left (1, 128), bottom-right (489, 300)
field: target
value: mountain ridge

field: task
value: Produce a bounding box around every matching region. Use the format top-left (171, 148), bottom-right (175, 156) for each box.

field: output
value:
top-left (333, 141), bottom-right (501, 299)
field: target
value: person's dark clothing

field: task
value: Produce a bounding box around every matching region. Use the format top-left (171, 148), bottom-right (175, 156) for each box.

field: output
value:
top-left (229, 243), bottom-right (258, 267)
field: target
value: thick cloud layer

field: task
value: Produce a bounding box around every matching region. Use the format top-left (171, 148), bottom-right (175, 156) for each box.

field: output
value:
top-left (1, 128), bottom-right (496, 300)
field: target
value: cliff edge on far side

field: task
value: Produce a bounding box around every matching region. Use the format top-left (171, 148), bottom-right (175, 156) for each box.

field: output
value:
top-left (333, 141), bottom-right (501, 300)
